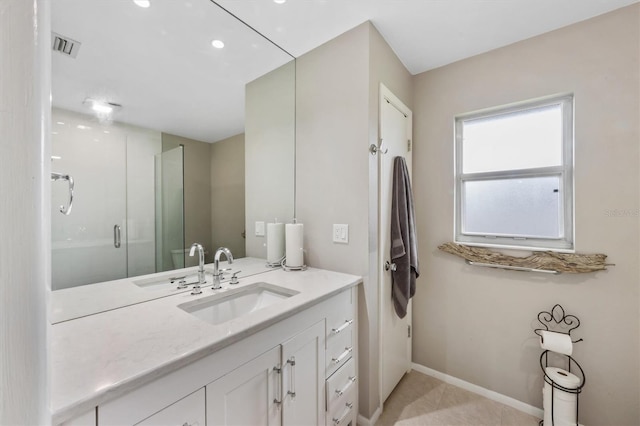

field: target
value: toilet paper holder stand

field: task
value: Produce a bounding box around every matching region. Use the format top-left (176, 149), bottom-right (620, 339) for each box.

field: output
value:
top-left (534, 303), bottom-right (583, 344)
top-left (534, 304), bottom-right (585, 426)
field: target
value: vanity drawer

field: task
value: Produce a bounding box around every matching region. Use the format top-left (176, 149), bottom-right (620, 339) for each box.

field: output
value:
top-left (326, 385), bottom-right (357, 426)
top-left (326, 357), bottom-right (357, 411)
top-left (326, 324), bottom-right (353, 376)
top-left (325, 290), bottom-right (354, 377)
top-left (325, 290), bottom-right (353, 340)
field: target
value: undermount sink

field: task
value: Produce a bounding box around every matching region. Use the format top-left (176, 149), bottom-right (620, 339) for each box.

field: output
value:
top-left (178, 282), bottom-right (298, 325)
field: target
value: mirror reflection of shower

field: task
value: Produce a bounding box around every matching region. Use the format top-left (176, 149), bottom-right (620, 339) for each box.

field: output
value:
top-left (51, 108), bottom-right (185, 290)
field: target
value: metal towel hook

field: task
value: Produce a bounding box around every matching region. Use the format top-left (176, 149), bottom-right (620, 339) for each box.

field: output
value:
top-left (369, 140), bottom-right (388, 155)
top-left (51, 172), bottom-right (74, 215)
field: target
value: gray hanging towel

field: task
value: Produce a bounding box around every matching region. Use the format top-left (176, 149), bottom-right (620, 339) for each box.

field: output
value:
top-left (390, 156), bottom-right (419, 319)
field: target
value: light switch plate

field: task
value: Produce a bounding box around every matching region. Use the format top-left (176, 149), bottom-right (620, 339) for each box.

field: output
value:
top-left (255, 221), bottom-right (265, 237)
top-left (333, 224), bottom-right (349, 244)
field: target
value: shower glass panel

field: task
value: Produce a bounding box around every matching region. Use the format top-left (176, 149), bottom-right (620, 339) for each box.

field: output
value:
top-left (155, 146), bottom-right (185, 272)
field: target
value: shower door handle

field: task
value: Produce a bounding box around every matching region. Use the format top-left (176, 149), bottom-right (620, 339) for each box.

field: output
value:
top-left (51, 172), bottom-right (74, 215)
top-left (114, 225), bottom-right (121, 248)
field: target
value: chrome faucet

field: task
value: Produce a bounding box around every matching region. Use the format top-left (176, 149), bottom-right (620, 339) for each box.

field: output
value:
top-left (189, 243), bottom-right (206, 295)
top-left (212, 247), bottom-right (234, 289)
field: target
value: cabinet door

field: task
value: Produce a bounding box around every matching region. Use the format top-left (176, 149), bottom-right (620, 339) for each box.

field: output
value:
top-left (281, 320), bottom-right (325, 426)
top-left (207, 346), bottom-right (282, 426)
top-left (136, 388), bottom-right (204, 426)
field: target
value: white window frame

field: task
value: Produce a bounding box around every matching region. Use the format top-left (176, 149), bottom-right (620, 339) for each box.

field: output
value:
top-left (454, 94), bottom-right (575, 252)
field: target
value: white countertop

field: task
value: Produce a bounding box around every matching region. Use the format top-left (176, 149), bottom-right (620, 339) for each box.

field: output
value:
top-left (50, 266), bottom-right (361, 424)
top-left (51, 257), bottom-right (276, 324)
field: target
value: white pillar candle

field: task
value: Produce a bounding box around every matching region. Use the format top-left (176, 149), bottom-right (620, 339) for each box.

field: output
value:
top-left (266, 222), bottom-right (285, 264)
top-left (285, 223), bottom-right (304, 267)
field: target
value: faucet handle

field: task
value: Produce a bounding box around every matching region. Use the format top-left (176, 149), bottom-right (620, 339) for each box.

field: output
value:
top-left (215, 268), bottom-right (232, 276)
top-left (230, 271), bottom-right (242, 285)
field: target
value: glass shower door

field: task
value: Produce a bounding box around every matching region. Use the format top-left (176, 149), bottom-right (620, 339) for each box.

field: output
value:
top-left (51, 111), bottom-right (128, 290)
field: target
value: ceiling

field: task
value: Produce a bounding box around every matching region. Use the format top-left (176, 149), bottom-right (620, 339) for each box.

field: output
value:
top-left (51, 0), bottom-right (292, 143)
top-left (218, 0), bottom-right (638, 75)
top-left (52, 0), bottom-right (637, 143)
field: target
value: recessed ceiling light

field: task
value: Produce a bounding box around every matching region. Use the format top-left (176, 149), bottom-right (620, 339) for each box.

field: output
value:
top-left (92, 103), bottom-right (113, 114)
top-left (274, 0), bottom-right (286, 4)
top-left (211, 39), bottom-right (225, 49)
top-left (83, 98), bottom-right (122, 115)
top-left (133, 0), bottom-right (151, 8)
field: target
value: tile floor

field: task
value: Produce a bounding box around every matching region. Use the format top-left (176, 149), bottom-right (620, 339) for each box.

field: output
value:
top-left (375, 371), bottom-right (541, 426)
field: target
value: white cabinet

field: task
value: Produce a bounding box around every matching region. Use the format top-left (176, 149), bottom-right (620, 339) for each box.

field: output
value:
top-left (136, 389), bottom-right (205, 426)
top-left (281, 321), bottom-right (325, 426)
top-left (207, 346), bottom-right (281, 426)
top-left (59, 409), bottom-right (96, 426)
top-left (95, 287), bottom-right (357, 426)
top-left (207, 321), bottom-right (325, 426)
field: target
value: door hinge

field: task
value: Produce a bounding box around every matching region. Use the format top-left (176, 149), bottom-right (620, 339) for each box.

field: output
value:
top-left (407, 139), bottom-right (412, 151)
top-left (408, 325), bottom-right (411, 338)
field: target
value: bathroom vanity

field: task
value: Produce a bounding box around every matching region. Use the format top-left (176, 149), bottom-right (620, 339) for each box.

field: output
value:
top-left (51, 264), bottom-right (360, 426)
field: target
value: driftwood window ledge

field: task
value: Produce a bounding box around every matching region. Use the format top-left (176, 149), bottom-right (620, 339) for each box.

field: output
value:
top-left (438, 242), bottom-right (612, 274)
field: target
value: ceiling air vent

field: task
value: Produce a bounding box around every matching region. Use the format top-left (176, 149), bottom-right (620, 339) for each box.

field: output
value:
top-left (52, 32), bottom-right (81, 58)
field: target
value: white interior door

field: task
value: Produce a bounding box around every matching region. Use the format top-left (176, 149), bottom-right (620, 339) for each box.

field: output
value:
top-left (379, 84), bottom-right (413, 404)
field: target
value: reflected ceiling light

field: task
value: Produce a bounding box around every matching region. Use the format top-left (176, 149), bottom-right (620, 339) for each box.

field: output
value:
top-left (76, 125), bottom-right (91, 130)
top-left (274, 0), bottom-right (286, 4)
top-left (83, 98), bottom-right (122, 115)
top-left (133, 0), bottom-right (151, 8)
top-left (211, 39), bottom-right (225, 49)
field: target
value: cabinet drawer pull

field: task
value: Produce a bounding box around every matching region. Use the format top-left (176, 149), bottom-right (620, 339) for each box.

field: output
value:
top-left (332, 347), bottom-right (353, 365)
top-left (273, 364), bottom-right (282, 405)
top-left (331, 319), bottom-right (354, 334)
top-left (287, 357), bottom-right (296, 398)
top-left (332, 402), bottom-right (354, 425)
top-left (334, 376), bottom-right (357, 396)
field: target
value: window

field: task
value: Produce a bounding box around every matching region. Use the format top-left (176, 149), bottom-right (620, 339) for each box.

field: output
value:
top-left (454, 94), bottom-right (574, 251)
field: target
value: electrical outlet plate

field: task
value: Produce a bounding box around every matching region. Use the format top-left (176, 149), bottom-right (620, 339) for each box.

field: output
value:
top-left (255, 221), bottom-right (265, 237)
top-left (333, 224), bottom-right (349, 244)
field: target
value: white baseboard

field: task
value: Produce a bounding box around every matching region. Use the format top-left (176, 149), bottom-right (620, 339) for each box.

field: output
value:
top-left (357, 406), bottom-right (381, 426)
top-left (411, 363), bottom-right (544, 419)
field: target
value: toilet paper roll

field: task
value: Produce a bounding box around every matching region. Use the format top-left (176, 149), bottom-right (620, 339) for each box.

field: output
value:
top-left (543, 367), bottom-right (581, 426)
top-left (285, 223), bottom-right (304, 267)
top-left (545, 367), bottom-right (581, 390)
top-left (540, 330), bottom-right (573, 356)
top-left (266, 222), bottom-right (285, 263)
top-left (543, 381), bottom-right (577, 426)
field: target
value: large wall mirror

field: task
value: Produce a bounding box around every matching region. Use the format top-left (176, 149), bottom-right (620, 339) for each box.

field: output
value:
top-left (51, 0), bottom-right (295, 293)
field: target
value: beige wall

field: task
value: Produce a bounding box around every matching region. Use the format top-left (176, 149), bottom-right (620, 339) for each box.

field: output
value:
top-left (162, 133), bottom-right (214, 262)
top-left (296, 22), bottom-right (413, 419)
top-left (245, 61), bottom-right (296, 258)
top-left (211, 133), bottom-right (246, 258)
top-left (412, 5), bottom-right (639, 425)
